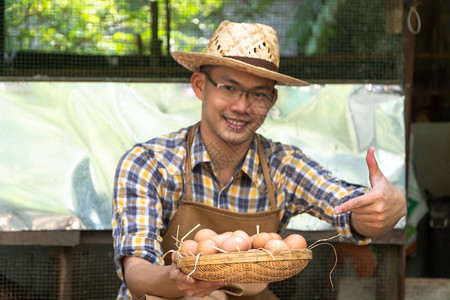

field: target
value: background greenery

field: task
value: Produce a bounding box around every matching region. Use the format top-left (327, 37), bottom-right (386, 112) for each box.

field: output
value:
top-left (3, 0), bottom-right (403, 81)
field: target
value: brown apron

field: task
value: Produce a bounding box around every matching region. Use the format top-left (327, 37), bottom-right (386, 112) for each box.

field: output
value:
top-left (151, 123), bottom-right (280, 300)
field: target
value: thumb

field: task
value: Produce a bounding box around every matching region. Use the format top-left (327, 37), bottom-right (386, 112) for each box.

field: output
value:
top-left (366, 147), bottom-right (382, 187)
top-left (171, 251), bottom-right (178, 264)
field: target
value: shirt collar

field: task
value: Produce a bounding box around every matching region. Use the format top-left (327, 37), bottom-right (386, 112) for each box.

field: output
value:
top-left (241, 136), bottom-right (267, 192)
top-left (190, 125), bottom-right (210, 168)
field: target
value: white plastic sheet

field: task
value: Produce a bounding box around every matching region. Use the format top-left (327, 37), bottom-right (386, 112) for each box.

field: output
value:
top-left (0, 82), bottom-right (405, 230)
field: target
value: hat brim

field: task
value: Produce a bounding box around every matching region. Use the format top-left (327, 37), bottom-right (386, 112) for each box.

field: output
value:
top-left (171, 51), bottom-right (309, 87)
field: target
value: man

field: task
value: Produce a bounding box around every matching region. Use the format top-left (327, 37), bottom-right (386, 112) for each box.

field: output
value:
top-left (112, 20), bottom-right (406, 300)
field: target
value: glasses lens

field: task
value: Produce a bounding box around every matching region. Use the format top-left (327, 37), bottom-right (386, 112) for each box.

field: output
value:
top-left (207, 72), bottom-right (273, 109)
top-left (217, 84), bottom-right (236, 93)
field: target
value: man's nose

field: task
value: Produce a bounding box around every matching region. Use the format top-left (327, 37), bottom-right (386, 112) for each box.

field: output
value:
top-left (231, 89), bottom-right (251, 111)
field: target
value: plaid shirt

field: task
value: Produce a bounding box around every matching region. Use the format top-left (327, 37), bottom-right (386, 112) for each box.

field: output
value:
top-left (112, 124), bottom-right (369, 299)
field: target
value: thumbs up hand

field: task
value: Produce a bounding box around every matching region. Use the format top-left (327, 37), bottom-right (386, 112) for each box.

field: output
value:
top-left (335, 147), bottom-right (407, 238)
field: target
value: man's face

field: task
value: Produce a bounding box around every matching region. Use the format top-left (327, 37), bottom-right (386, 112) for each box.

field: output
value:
top-left (198, 66), bottom-right (277, 148)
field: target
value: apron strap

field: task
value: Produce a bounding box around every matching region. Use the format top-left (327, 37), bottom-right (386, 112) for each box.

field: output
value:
top-left (183, 123), bottom-right (276, 210)
top-left (256, 135), bottom-right (277, 210)
top-left (183, 122), bottom-right (200, 202)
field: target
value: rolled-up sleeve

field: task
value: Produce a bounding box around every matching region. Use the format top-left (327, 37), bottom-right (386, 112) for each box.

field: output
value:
top-left (112, 146), bottom-right (165, 281)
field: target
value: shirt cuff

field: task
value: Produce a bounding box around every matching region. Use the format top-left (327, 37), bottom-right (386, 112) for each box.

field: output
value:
top-left (337, 211), bottom-right (371, 245)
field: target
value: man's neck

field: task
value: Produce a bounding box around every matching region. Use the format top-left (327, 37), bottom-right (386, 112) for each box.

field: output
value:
top-left (202, 133), bottom-right (253, 186)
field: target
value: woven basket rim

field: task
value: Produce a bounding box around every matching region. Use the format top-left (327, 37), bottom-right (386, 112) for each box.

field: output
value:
top-left (177, 248), bottom-right (312, 268)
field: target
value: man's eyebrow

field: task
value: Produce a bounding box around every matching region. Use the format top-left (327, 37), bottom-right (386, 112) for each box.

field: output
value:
top-left (222, 75), bottom-right (274, 90)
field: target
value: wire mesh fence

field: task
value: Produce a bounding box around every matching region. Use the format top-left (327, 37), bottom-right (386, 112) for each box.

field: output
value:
top-left (2, 0), bottom-right (403, 82)
top-left (0, 241), bottom-right (400, 299)
top-left (0, 1), bottom-right (404, 298)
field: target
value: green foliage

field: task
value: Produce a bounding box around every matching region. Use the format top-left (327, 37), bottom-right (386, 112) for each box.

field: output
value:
top-left (5, 0), bottom-right (224, 55)
top-left (5, 0), bottom-right (398, 57)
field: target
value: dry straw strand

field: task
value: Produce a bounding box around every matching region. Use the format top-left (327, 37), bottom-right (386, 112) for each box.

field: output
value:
top-left (308, 234), bottom-right (340, 291)
top-left (181, 223), bottom-right (201, 243)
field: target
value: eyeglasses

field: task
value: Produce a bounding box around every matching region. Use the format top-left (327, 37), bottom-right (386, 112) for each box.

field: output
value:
top-left (202, 71), bottom-right (274, 108)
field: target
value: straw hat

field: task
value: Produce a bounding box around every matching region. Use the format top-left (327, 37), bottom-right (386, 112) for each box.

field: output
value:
top-left (171, 20), bottom-right (309, 87)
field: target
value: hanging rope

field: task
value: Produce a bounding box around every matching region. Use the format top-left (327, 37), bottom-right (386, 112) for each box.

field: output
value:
top-left (404, 0), bottom-right (421, 35)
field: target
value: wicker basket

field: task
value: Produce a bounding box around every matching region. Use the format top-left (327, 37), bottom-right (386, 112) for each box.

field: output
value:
top-left (177, 248), bottom-right (312, 283)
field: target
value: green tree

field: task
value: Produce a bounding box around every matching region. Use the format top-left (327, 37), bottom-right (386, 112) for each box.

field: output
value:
top-left (5, 0), bottom-right (225, 55)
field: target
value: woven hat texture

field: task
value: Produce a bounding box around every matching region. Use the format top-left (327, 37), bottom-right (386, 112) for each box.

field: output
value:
top-left (171, 20), bottom-right (309, 87)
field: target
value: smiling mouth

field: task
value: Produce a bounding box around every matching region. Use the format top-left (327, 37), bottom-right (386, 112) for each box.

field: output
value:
top-left (224, 117), bottom-right (248, 130)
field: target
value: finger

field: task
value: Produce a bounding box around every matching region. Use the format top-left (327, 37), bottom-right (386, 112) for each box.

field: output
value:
top-left (169, 260), bottom-right (195, 284)
top-left (335, 193), bottom-right (374, 215)
top-left (366, 147), bottom-right (384, 187)
top-left (198, 281), bottom-right (225, 291)
top-left (171, 251), bottom-right (178, 264)
top-left (178, 272), bottom-right (195, 284)
top-left (180, 279), bottom-right (222, 298)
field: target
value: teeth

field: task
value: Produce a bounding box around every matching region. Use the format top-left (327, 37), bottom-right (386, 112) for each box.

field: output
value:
top-left (227, 118), bottom-right (246, 126)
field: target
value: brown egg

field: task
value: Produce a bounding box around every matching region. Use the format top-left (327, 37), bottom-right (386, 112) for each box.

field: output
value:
top-left (179, 240), bottom-right (198, 256)
top-left (284, 234), bottom-right (307, 249)
top-left (264, 239), bottom-right (290, 252)
top-left (221, 231), bottom-right (233, 237)
top-left (197, 238), bottom-right (219, 254)
top-left (194, 228), bottom-right (217, 242)
top-left (221, 236), bottom-right (250, 252)
top-left (211, 234), bottom-right (229, 246)
top-left (252, 232), bottom-right (273, 249)
top-left (269, 232), bottom-right (283, 240)
top-left (232, 230), bottom-right (251, 248)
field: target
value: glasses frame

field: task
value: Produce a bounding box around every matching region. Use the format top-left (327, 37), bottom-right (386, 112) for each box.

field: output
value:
top-left (201, 71), bottom-right (275, 107)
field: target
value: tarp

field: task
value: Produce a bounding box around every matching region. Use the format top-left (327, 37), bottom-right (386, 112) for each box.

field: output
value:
top-left (0, 82), bottom-right (405, 231)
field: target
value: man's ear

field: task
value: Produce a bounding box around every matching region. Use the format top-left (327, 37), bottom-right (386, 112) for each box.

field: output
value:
top-left (269, 88), bottom-right (278, 108)
top-left (191, 72), bottom-right (206, 101)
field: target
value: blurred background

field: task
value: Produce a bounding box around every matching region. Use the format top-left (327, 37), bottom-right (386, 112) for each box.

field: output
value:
top-left (0, 1), bottom-right (449, 299)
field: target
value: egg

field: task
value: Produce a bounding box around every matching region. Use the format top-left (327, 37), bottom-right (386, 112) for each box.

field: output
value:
top-left (284, 234), bottom-right (307, 249)
top-left (221, 236), bottom-right (250, 252)
top-left (232, 230), bottom-right (251, 248)
top-left (269, 232), bottom-right (283, 240)
top-left (194, 228), bottom-right (217, 242)
top-left (264, 239), bottom-right (290, 252)
top-left (252, 232), bottom-right (273, 249)
top-left (179, 240), bottom-right (198, 256)
top-left (211, 234), bottom-right (229, 246)
top-left (197, 238), bottom-right (219, 254)
top-left (221, 231), bottom-right (233, 237)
